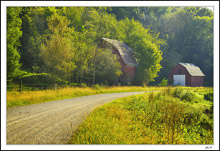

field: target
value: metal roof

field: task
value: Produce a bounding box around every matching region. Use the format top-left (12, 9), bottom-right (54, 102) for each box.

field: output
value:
top-left (102, 38), bottom-right (138, 66)
top-left (179, 63), bottom-right (205, 76)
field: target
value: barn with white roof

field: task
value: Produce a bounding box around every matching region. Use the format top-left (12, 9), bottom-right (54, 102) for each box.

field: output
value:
top-left (168, 63), bottom-right (205, 87)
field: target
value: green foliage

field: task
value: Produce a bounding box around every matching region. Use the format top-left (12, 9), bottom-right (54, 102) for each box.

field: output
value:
top-left (204, 92), bottom-right (213, 102)
top-left (7, 6), bottom-right (213, 86)
top-left (19, 7), bottom-right (48, 72)
top-left (7, 86), bottom-right (163, 107)
top-left (158, 78), bottom-right (168, 86)
top-left (92, 84), bottom-right (101, 90)
top-left (40, 13), bottom-right (76, 80)
top-left (94, 48), bottom-right (122, 85)
top-left (154, 7), bottom-right (213, 85)
top-left (80, 83), bottom-right (87, 88)
top-left (7, 7), bottom-right (23, 82)
top-left (71, 87), bottom-right (213, 144)
top-left (118, 18), bottom-right (163, 84)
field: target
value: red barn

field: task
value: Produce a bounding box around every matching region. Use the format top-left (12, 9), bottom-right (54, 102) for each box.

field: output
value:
top-left (168, 63), bottom-right (205, 87)
top-left (99, 38), bottom-right (138, 80)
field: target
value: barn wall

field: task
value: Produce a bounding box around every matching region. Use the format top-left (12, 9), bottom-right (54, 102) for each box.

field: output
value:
top-left (168, 64), bottom-right (191, 86)
top-left (98, 40), bottom-right (126, 70)
top-left (124, 65), bottom-right (136, 79)
top-left (99, 40), bottom-right (136, 79)
top-left (190, 76), bottom-right (204, 87)
top-left (113, 46), bottom-right (137, 79)
top-left (111, 47), bottom-right (127, 73)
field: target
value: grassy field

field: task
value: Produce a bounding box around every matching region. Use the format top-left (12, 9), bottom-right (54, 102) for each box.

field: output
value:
top-left (7, 86), bottom-right (166, 108)
top-left (70, 87), bottom-right (213, 144)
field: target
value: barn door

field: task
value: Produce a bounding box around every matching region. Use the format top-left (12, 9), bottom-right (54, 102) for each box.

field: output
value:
top-left (173, 75), bottom-right (185, 86)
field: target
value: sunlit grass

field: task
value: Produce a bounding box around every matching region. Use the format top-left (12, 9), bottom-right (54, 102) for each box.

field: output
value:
top-left (7, 86), bottom-right (168, 108)
top-left (71, 87), bottom-right (213, 144)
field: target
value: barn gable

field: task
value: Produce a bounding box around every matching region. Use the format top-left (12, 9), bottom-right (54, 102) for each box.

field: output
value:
top-left (101, 38), bottom-right (138, 66)
top-left (99, 38), bottom-right (138, 82)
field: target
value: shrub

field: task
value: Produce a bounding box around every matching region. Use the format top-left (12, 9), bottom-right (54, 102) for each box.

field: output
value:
top-left (181, 91), bottom-right (194, 102)
top-left (80, 83), bottom-right (87, 88)
top-left (173, 88), bottom-right (184, 98)
top-left (183, 106), bottom-right (201, 125)
top-left (92, 84), bottom-right (100, 89)
top-left (158, 78), bottom-right (168, 87)
top-left (204, 92), bottom-right (213, 101)
top-left (71, 88), bottom-right (213, 144)
top-left (199, 114), bottom-right (213, 130)
top-left (70, 83), bottom-right (78, 87)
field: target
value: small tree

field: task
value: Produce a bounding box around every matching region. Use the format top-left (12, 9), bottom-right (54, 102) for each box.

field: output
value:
top-left (40, 13), bottom-right (76, 83)
top-left (158, 78), bottom-right (168, 87)
top-left (7, 7), bottom-right (22, 83)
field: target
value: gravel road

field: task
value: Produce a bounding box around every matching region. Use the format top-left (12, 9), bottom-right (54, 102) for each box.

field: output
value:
top-left (7, 91), bottom-right (146, 144)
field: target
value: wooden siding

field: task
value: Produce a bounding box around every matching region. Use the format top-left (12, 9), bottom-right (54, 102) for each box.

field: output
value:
top-left (190, 76), bottom-right (204, 86)
top-left (99, 40), bottom-right (137, 79)
top-left (168, 63), bottom-right (205, 87)
top-left (168, 64), bottom-right (191, 86)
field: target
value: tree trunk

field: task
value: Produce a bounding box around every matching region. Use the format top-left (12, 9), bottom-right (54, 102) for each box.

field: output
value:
top-left (19, 78), bottom-right (22, 92)
top-left (92, 48), bottom-right (97, 85)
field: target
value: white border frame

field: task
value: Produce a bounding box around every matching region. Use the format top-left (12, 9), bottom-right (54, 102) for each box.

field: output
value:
top-left (1, 1), bottom-right (219, 150)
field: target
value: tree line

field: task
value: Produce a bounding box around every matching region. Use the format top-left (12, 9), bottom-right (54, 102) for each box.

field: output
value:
top-left (7, 7), bottom-right (213, 87)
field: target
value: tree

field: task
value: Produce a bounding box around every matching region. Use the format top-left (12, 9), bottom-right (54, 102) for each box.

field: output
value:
top-left (19, 7), bottom-right (48, 72)
top-left (158, 78), bottom-right (168, 87)
top-left (7, 7), bottom-right (23, 82)
top-left (40, 13), bottom-right (76, 83)
top-left (118, 18), bottom-right (163, 85)
top-left (154, 7), bottom-right (213, 86)
top-left (93, 48), bottom-right (122, 85)
top-left (84, 7), bottom-right (121, 85)
top-left (108, 7), bottom-right (141, 21)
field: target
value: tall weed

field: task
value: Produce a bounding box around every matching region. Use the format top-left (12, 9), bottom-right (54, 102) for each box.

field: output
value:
top-left (71, 88), bottom-right (213, 144)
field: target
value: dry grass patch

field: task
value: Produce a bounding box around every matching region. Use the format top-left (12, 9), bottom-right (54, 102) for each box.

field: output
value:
top-left (71, 87), bottom-right (213, 144)
top-left (7, 86), bottom-right (166, 108)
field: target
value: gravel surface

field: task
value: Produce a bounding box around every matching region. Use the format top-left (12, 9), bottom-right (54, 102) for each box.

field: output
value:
top-left (7, 91), bottom-right (146, 144)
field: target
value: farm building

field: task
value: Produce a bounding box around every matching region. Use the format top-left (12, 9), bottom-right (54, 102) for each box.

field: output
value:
top-left (168, 63), bottom-right (205, 87)
top-left (99, 38), bottom-right (138, 80)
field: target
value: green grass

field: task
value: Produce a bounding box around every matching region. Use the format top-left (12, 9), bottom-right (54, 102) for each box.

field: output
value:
top-left (7, 86), bottom-right (167, 108)
top-left (70, 87), bottom-right (213, 144)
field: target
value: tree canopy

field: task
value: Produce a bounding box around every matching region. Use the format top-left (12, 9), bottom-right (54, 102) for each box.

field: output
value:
top-left (7, 6), bottom-right (213, 87)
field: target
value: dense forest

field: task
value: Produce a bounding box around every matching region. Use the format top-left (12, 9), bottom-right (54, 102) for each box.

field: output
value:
top-left (7, 7), bottom-right (213, 88)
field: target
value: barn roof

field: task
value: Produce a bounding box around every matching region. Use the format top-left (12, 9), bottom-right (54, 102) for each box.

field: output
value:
top-left (102, 38), bottom-right (138, 66)
top-left (179, 63), bottom-right (205, 76)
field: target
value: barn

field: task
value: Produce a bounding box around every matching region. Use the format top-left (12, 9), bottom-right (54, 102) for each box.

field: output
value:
top-left (168, 63), bottom-right (205, 87)
top-left (99, 38), bottom-right (138, 80)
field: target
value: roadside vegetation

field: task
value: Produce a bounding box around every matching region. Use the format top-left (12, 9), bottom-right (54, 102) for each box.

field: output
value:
top-left (7, 7), bottom-right (213, 89)
top-left (7, 86), bottom-right (166, 108)
top-left (71, 87), bottom-right (213, 144)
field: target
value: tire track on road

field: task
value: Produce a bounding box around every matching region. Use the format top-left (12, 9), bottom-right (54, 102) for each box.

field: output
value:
top-left (7, 91), bottom-right (145, 144)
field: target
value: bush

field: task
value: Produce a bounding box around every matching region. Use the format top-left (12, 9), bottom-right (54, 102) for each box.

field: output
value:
top-left (204, 92), bottom-right (213, 101)
top-left (158, 78), bottom-right (168, 87)
top-left (92, 84), bottom-right (100, 90)
top-left (80, 83), bottom-right (87, 88)
top-left (199, 114), bottom-right (213, 130)
top-left (173, 88), bottom-right (184, 98)
top-left (181, 91), bottom-right (194, 102)
top-left (70, 83), bottom-right (78, 87)
top-left (183, 106), bottom-right (201, 125)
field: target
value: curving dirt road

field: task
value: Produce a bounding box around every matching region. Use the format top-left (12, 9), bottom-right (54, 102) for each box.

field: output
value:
top-left (7, 91), bottom-right (146, 144)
